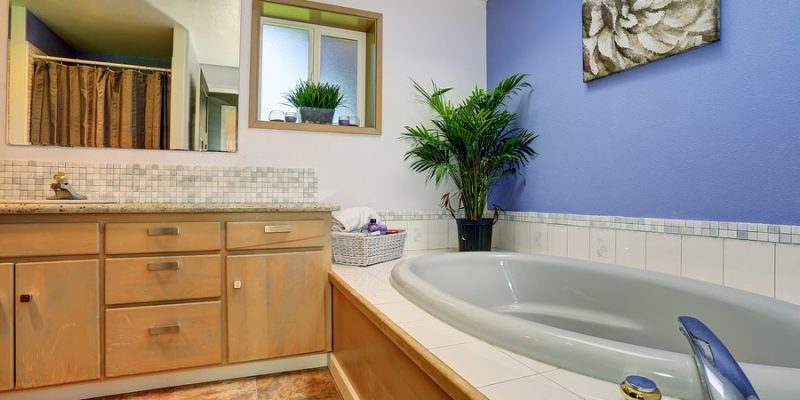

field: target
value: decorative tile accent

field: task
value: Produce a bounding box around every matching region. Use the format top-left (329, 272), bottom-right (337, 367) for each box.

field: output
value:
top-left (497, 210), bottom-right (799, 244)
top-left (0, 159), bottom-right (317, 204)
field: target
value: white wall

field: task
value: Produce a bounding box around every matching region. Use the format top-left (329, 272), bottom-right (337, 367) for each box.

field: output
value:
top-left (0, 0), bottom-right (487, 211)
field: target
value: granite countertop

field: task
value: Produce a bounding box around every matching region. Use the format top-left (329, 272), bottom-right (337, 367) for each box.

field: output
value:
top-left (0, 201), bottom-right (340, 214)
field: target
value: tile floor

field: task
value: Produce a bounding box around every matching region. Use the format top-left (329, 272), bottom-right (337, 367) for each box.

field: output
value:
top-left (90, 368), bottom-right (342, 400)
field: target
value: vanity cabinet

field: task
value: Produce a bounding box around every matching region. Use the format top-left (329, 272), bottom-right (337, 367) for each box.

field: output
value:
top-left (0, 263), bottom-right (12, 392)
top-left (15, 260), bottom-right (101, 389)
top-left (104, 221), bottom-right (223, 377)
top-left (227, 251), bottom-right (326, 362)
top-left (0, 209), bottom-right (332, 397)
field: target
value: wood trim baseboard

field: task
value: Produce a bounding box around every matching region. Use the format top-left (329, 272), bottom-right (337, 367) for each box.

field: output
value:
top-left (328, 353), bottom-right (360, 400)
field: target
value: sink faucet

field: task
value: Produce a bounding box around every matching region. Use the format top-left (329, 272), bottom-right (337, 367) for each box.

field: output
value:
top-left (678, 316), bottom-right (760, 400)
top-left (47, 172), bottom-right (87, 200)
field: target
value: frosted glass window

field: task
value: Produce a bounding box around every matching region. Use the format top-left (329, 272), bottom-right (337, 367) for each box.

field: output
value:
top-left (320, 35), bottom-right (358, 125)
top-left (260, 24), bottom-right (309, 120)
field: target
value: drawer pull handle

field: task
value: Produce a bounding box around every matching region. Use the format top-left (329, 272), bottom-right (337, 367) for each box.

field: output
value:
top-left (148, 227), bottom-right (180, 236)
top-left (19, 294), bottom-right (33, 303)
top-left (147, 261), bottom-right (180, 271)
top-left (149, 324), bottom-right (180, 335)
top-left (264, 224), bottom-right (292, 233)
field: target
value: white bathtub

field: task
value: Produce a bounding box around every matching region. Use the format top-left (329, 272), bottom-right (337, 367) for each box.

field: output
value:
top-left (390, 252), bottom-right (800, 399)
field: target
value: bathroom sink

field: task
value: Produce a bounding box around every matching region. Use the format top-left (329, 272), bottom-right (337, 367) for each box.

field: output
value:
top-left (0, 199), bottom-right (116, 204)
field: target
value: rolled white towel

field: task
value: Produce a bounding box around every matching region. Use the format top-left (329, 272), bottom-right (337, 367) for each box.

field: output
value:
top-left (332, 206), bottom-right (380, 232)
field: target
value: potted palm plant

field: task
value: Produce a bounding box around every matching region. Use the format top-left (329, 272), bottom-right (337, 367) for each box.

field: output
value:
top-left (283, 80), bottom-right (345, 124)
top-left (403, 74), bottom-right (537, 251)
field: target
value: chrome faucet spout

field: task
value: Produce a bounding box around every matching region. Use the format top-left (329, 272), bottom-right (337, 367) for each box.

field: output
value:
top-left (678, 316), bottom-right (760, 400)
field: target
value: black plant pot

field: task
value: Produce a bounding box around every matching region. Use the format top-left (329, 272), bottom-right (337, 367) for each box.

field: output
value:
top-left (456, 218), bottom-right (494, 252)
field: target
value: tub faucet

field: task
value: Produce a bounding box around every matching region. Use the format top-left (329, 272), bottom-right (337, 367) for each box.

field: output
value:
top-left (678, 316), bottom-right (760, 400)
top-left (47, 172), bottom-right (87, 200)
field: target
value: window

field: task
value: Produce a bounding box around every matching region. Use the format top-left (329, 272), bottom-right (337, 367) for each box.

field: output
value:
top-left (259, 19), bottom-right (365, 124)
top-left (250, 0), bottom-right (382, 134)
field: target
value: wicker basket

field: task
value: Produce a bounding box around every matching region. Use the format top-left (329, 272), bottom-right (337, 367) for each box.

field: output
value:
top-left (332, 231), bottom-right (407, 266)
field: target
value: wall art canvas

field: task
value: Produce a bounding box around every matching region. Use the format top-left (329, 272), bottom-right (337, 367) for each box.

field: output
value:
top-left (582, 0), bottom-right (720, 82)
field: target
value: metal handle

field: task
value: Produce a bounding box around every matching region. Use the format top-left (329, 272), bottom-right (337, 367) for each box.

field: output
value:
top-left (264, 224), bottom-right (292, 233)
top-left (19, 294), bottom-right (33, 303)
top-left (147, 227), bottom-right (180, 236)
top-left (147, 261), bottom-right (180, 271)
top-left (148, 324), bottom-right (180, 335)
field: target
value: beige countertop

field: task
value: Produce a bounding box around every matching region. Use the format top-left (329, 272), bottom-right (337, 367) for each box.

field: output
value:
top-left (0, 201), bottom-right (339, 214)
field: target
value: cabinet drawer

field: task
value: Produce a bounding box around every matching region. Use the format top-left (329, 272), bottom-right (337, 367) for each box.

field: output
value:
top-left (227, 220), bottom-right (326, 250)
top-left (105, 222), bottom-right (220, 254)
top-left (105, 301), bottom-right (221, 377)
top-left (0, 223), bottom-right (98, 257)
top-left (105, 255), bottom-right (221, 304)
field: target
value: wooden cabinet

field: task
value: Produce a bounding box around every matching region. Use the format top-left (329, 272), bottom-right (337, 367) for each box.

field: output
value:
top-left (226, 251), bottom-right (326, 363)
top-left (0, 210), bottom-right (331, 396)
top-left (105, 255), bottom-right (221, 304)
top-left (0, 263), bottom-right (12, 392)
top-left (105, 301), bottom-right (222, 377)
top-left (15, 260), bottom-right (100, 388)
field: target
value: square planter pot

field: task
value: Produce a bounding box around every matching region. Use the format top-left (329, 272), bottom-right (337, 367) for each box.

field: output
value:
top-left (299, 107), bottom-right (335, 124)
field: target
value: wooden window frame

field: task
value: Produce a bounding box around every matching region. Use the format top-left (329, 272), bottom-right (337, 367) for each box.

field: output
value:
top-left (249, 0), bottom-right (382, 135)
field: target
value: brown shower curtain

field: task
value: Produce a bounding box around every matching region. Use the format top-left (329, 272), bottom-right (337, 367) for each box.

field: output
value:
top-left (29, 60), bottom-right (170, 149)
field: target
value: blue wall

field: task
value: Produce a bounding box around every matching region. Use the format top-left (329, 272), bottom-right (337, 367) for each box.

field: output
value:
top-left (487, 1), bottom-right (800, 225)
top-left (26, 11), bottom-right (74, 57)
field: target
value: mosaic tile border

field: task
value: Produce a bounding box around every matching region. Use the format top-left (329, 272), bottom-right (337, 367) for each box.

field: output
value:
top-left (0, 159), bottom-right (318, 204)
top-left (498, 211), bottom-right (800, 245)
top-left (375, 208), bottom-right (800, 245)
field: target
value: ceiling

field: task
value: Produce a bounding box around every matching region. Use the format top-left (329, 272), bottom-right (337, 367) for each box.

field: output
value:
top-left (10, 0), bottom-right (241, 67)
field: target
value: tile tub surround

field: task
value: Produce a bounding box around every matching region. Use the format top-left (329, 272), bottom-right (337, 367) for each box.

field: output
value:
top-left (492, 211), bottom-right (800, 305)
top-left (0, 159), bottom-right (318, 204)
top-left (332, 251), bottom-right (680, 400)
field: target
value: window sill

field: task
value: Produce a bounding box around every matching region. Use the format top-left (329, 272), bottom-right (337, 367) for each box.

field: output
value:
top-left (249, 120), bottom-right (380, 135)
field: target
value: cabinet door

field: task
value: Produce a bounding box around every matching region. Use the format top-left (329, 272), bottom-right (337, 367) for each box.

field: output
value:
top-left (15, 260), bottom-right (100, 388)
top-left (0, 263), bottom-right (11, 391)
top-left (227, 251), bottom-right (325, 363)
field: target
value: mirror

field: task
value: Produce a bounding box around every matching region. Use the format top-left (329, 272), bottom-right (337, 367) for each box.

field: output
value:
top-left (6, 0), bottom-right (241, 152)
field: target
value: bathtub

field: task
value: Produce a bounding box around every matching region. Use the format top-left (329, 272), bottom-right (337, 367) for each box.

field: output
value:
top-left (390, 252), bottom-right (800, 399)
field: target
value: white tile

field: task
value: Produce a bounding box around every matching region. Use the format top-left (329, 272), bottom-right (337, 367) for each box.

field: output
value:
top-left (682, 236), bottom-right (723, 284)
top-left (448, 219), bottom-right (459, 249)
top-left (776, 244), bottom-right (800, 305)
top-left (530, 223), bottom-right (548, 255)
top-left (480, 375), bottom-right (581, 400)
top-left (616, 230), bottom-right (646, 269)
top-left (724, 239), bottom-right (775, 297)
top-left (513, 221), bottom-right (531, 253)
top-left (590, 228), bottom-right (616, 264)
top-left (388, 220), bottom-right (408, 231)
top-left (547, 225), bottom-right (568, 257)
top-left (398, 319), bottom-right (477, 349)
top-left (499, 348), bottom-right (558, 373)
top-left (567, 226), bottom-right (590, 260)
top-left (543, 369), bottom-right (621, 400)
top-left (375, 301), bottom-right (432, 323)
top-left (496, 220), bottom-right (515, 250)
top-left (406, 220), bottom-right (428, 251)
top-left (431, 341), bottom-right (535, 387)
top-left (646, 233), bottom-right (681, 276)
top-left (428, 220), bottom-right (449, 250)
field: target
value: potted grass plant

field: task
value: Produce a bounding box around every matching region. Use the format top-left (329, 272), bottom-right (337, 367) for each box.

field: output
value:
top-left (403, 74), bottom-right (538, 251)
top-left (283, 80), bottom-right (345, 124)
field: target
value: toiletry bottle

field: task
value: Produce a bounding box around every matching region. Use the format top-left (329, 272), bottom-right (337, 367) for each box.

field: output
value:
top-left (367, 218), bottom-right (379, 233)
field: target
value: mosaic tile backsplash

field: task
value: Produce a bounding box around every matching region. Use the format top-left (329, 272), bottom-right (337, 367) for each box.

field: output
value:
top-left (0, 160), bottom-right (318, 203)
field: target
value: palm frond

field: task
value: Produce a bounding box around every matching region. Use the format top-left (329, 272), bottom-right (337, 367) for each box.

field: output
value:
top-left (402, 74), bottom-right (538, 220)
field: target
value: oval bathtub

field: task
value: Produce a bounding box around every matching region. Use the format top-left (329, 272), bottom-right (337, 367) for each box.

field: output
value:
top-left (389, 252), bottom-right (800, 399)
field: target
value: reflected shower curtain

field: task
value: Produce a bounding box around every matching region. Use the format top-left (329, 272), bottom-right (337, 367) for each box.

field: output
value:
top-left (29, 60), bottom-right (170, 149)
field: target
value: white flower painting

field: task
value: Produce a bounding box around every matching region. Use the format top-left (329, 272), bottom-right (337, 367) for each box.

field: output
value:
top-left (582, 0), bottom-right (720, 82)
